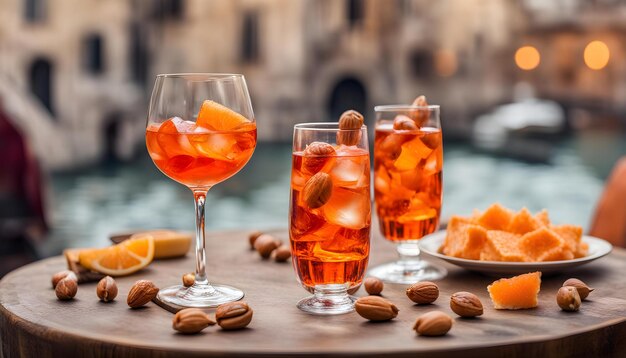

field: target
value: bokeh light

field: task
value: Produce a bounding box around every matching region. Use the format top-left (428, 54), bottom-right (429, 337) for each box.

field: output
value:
top-left (584, 40), bottom-right (610, 70)
top-left (515, 46), bottom-right (541, 70)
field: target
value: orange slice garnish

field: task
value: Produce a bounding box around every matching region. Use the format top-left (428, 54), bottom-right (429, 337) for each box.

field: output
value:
top-left (78, 236), bottom-right (155, 276)
top-left (196, 100), bottom-right (251, 131)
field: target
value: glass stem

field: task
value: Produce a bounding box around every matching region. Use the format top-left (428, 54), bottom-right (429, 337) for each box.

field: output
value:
top-left (193, 188), bottom-right (210, 286)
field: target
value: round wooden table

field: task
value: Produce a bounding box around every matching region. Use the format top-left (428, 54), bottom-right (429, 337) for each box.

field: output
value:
top-left (1, 228), bottom-right (625, 357)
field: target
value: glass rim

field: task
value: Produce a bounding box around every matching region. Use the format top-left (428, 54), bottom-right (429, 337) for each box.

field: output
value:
top-left (293, 122), bottom-right (366, 131)
top-left (374, 104), bottom-right (440, 111)
top-left (155, 73), bottom-right (244, 80)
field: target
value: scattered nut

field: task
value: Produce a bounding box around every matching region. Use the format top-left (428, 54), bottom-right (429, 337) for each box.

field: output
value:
top-left (127, 280), bottom-right (159, 308)
top-left (182, 273), bottom-right (195, 287)
top-left (273, 245), bottom-right (292, 262)
top-left (364, 277), bottom-right (384, 295)
top-left (413, 311), bottom-right (453, 336)
top-left (173, 308), bottom-right (216, 334)
top-left (216, 301), bottom-right (253, 330)
top-left (51, 270), bottom-right (77, 289)
top-left (302, 142), bottom-right (336, 174)
top-left (563, 278), bottom-right (594, 300)
top-left (450, 292), bottom-right (483, 317)
top-left (337, 110), bottom-right (364, 146)
top-left (406, 281), bottom-right (439, 304)
top-left (55, 277), bottom-right (78, 300)
top-left (302, 172), bottom-right (333, 209)
top-left (248, 231), bottom-right (263, 249)
top-left (557, 286), bottom-right (581, 312)
top-left (96, 276), bottom-right (118, 302)
top-left (354, 296), bottom-right (399, 321)
top-left (254, 234), bottom-right (280, 259)
top-left (393, 115), bottom-right (418, 130)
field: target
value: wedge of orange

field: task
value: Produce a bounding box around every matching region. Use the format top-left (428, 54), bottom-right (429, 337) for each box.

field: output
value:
top-left (78, 236), bottom-right (155, 276)
top-left (196, 100), bottom-right (251, 131)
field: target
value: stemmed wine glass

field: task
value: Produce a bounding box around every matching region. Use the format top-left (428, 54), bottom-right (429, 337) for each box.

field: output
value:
top-left (145, 73), bottom-right (256, 307)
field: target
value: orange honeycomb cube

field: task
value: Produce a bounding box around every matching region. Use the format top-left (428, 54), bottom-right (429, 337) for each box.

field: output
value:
top-left (534, 209), bottom-right (551, 227)
top-left (480, 231), bottom-right (527, 262)
top-left (477, 204), bottom-right (514, 230)
top-left (518, 228), bottom-right (564, 261)
top-left (487, 272), bottom-right (542, 309)
top-left (441, 216), bottom-right (473, 257)
top-left (551, 224), bottom-right (584, 255)
top-left (507, 207), bottom-right (540, 235)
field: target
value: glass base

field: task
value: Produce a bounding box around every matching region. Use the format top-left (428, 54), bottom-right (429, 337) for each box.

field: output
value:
top-left (157, 283), bottom-right (244, 308)
top-left (297, 284), bottom-right (356, 315)
top-left (369, 259), bottom-right (447, 284)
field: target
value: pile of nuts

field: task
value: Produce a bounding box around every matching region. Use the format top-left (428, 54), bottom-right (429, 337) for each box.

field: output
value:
top-left (173, 302), bottom-right (253, 334)
top-left (557, 278), bottom-right (594, 312)
top-left (248, 231), bottom-right (291, 263)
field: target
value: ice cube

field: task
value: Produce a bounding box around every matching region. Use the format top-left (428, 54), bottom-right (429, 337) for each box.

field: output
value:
top-left (397, 197), bottom-right (438, 224)
top-left (328, 157), bottom-right (367, 187)
top-left (156, 117), bottom-right (199, 157)
top-left (322, 187), bottom-right (371, 230)
top-left (318, 227), bottom-right (369, 257)
top-left (190, 132), bottom-right (239, 161)
top-left (374, 167), bottom-right (391, 194)
top-left (421, 147), bottom-right (443, 176)
top-left (393, 137), bottom-right (433, 171)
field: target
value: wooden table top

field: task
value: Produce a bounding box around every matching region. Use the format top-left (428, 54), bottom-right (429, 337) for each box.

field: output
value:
top-left (1, 228), bottom-right (626, 357)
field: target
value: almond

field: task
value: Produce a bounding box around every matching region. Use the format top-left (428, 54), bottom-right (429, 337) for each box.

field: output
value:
top-left (337, 110), bottom-right (364, 146)
top-left (450, 291), bottom-right (483, 317)
top-left (302, 172), bottom-right (333, 209)
top-left (216, 301), bottom-right (253, 330)
top-left (248, 231), bottom-right (263, 249)
top-left (302, 142), bottom-right (336, 174)
top-left (173, 308), bottom-right (216, 334)
top-left (272, 245), bottom-right (292, 262)
top-left (406, 281), bottom-right (439, 304)
top-left (411, 95), bottom-right (430, 125)
top-left (127, 280), bottom-right (159, 308)
top-left (364, 277), bottom-right (384, 295)
top-left (254, 234), bottom-right (281, 259)
top-left (562, 278), bottom-right (593, 300)
top-left (393, 115), bottom-right (418, 130)
top-left (413, 311), bottom-right (452, 336)
top-left (354, 296), bottom-right (399, 321)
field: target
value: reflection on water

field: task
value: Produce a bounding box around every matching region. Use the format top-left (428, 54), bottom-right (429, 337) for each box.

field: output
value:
top-left (38, 140), bottom-right (607, 257)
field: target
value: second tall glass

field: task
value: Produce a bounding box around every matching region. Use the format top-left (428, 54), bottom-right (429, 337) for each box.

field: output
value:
top-left (369, 104), bottom-right (446, 284)
top-left (289, 123), bottom-right (371, 315)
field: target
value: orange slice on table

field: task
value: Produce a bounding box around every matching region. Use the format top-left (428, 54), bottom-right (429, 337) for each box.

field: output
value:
top-left (78, 236), bottom-right (155, 276)
top-left (196, 100), bottom-right (251, 131)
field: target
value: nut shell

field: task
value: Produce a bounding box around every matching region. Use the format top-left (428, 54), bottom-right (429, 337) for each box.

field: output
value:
top-left (96, 276), bottom-right (118, 302)
top-left (182, 273), bottom-right (195, 287)
top-left (393, 115), bottom-right (418, 130)
top-left (302, 142), bottom-right (336, 174)
top-left (406, 281), bottom-right (439, 304)
top-left (354, 296), bottom-right (399, 321)
top-left (450, 291), bottom-right (483, 317)
top-left (254, 234), bottom-right (280, 259)
top-left (337, 110), bottom-right (364, 146)
top-left (216, 301), bottom-right (253, 330)
top-left (563, 278), bottom-right (593, 300)
top-left (55, 277), bottom-right (78, 300)
top-left (557, 286), bottom-right (581, 312)
top-left (413, 311), bottom-right (453, 336)
top-left (127, 280), bottom-right (159, 308)
top-left (273, 245), bottom-right (292, 262)
top-left (302, 172), bottom-right (333, 209)
top-left (363, 277), bottom-right (384, 295)
top-left (51, 271), bottom-right (77, 289)
top-left (173, 308), bottom-right (216, 334)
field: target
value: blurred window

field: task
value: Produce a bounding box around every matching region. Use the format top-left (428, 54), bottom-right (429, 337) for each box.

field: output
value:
top-left (130, 24), bottom-right (148, 86)
top-left (29, 58), bottom-right (54, 115)
top-left (410, 49), bottom-right (434, 79)
top-left (24, 0), bottom-right (46, 23)
top-left (328, 77), bottom-right (367, 121)
top-left (347, 0), bottom-right (364, 27)
top-left (154, 0), bottom-right (185, 21)
top-left (241, 12), bottom-right (260, 63)
top-left (84, 35), bottom-right (105, 74)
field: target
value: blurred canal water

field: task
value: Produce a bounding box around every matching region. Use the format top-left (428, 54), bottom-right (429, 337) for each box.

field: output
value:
top-left (38, 136), bottom-right (621, 257)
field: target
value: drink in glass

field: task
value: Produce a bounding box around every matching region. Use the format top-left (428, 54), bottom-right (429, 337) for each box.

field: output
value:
top-left (145, 73), bottom-right (256, 307)
top-left (369, 102), bottom-right (446, 283)
top-left (289, 121), bottom-right (370, 315)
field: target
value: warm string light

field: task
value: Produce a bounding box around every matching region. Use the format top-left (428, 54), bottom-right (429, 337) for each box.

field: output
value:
top-left (515, 46), bottom-right (541, 71)
top-left (584, 40), bottom-right (610, 70)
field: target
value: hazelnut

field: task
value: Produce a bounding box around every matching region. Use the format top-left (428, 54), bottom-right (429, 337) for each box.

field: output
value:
top-left (173, 308), bottom-right (216, 334)
top-left (562, 278), bottom-right (594, 300)
top-left (96, 276), bottom-right (118, 302)
top-left (182, 273), bottom-right (195, 287)
top-left (302, 142), bottom-right (336, 175)
top-left (406, 281), bottom-right (439, 304)
top-left (337, 110), bottom-right (364, 146)
top-left (254, 234), bottom-right (280, 259)
top-left (51, 270), bottom-right (77, 289)
top-left (273, 245), bottom-right (292, 262)
top-left (450, 292), bottom-right (483, 317)
top-left (413, 311), bottom-right (453, 336)
top-left (248, 231), bottom-right (263, 250)
top-left (354, 296), bottom-right (399, 321)
top-left (127, 280), bottom-right (159, 308)
top-left (393, 115), bottom-right (418, 130)
top-left (55, 277), bottom-right (78, 300)
top-left (216, 302), bottom-right (253, 330)
top-left (364, 277), bottom-right (384, 295)
top-left (557, 286), bottom-right (581, 312)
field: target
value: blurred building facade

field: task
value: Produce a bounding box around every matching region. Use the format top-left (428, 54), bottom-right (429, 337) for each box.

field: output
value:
top-left (0, 0), bottom-right (624, 170)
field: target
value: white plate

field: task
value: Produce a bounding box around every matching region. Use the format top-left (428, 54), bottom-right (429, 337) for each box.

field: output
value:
top-left (418, 230), bottom-right (613, 276)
